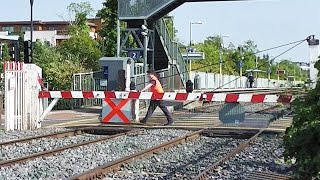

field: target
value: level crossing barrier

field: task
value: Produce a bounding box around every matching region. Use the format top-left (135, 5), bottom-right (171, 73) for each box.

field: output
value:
top-left (38, 91), bottom-right (292, 104)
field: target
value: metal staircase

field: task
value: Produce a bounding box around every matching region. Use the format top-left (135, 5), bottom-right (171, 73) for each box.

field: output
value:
top-left (118, 0), bottom-right (230, 88)
top-left (154, 18), bottom-right (188, 86)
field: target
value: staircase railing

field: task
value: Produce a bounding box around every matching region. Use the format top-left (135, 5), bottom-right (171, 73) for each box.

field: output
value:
top-left (154, 18), bottom-right (187, 87)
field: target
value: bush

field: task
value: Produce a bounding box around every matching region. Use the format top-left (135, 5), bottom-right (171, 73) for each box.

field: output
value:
top-left (284, 81), bottom-right (320, 179)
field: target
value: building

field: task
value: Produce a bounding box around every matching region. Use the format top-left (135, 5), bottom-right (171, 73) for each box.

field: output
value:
top-left (294, 62), bottom-right (310, 71)
top-left (0, 18), bottom-right (102, 46)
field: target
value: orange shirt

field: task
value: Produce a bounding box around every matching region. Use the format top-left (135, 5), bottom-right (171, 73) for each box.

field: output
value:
top-left (150, 76), bottom-right (164, 93)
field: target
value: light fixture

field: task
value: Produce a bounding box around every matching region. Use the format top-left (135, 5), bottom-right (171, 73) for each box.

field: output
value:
top-left (141, 24), bottom-right (147, 31)
top-left (141, 32), bottom-right (148, 36)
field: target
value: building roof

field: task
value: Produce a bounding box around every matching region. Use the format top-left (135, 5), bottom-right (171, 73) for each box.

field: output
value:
top-left (0, 20), bottom-right (97, 27)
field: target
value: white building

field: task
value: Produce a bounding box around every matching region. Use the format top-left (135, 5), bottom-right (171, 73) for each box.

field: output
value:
top-left (24, 30), bottom-right (97, 46)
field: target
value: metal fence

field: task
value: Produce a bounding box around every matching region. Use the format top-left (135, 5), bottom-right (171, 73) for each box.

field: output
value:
top-left (71, 72), bottom-right (107, 108)
top-left (131, 65), bottom-right (184, 92)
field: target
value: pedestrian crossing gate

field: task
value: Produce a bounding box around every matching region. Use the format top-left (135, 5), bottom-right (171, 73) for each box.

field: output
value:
top-left (4, 62), bottom-right (43, 131)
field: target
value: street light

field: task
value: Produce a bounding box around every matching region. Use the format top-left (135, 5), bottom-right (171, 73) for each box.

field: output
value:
top-left (141, 24), bottom-right (149, 87)
top-left (30, 0), bottom-right (34, 63)
top-left (238, 46), bottom-right (244, 88)
top-left (188, 21), bottom-right (203, 81)
top-left (218, 35), bottom-right (229, 88)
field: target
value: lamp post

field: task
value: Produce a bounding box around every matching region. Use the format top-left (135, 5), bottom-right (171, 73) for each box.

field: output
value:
top-left (219, 35), bottom-right (229, 88)
top-left (30, 0), bottom-right (34, 62)
top-left (141, 24), bottom-right (149, 87)
top-left (188, 21), bottom-right (203, 80)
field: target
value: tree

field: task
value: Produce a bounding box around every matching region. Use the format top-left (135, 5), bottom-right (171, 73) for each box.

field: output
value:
top-left (58, 2), bottom-right (101, 70)
top-left (68, 2), bottom-right (94, 35)
top-left (284, 57), bottom-right (320, 179)
top-left (1, 44), bottom-right (10, 61)
top-left (33, 40), bottom-right (85, 90)
top-left (97, 0), bottom-right (118, 57)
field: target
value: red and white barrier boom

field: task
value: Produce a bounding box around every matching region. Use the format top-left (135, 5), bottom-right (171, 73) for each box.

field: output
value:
top-left (38, 91), bottom-right (292, 104)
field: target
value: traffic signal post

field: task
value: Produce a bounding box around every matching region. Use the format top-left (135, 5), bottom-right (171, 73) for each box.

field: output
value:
top-left (24, 40), bottom-right (32, 63)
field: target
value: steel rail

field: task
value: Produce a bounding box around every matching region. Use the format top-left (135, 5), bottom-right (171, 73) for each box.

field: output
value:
top-left (247, 171), bottom-right (291, 180)
top-left (0, 129), bottom-right (142, 167)
top-left (0, 129), bottom-right (84, 146)
top-left (195, 129), bottom-right (265, 180)
top-left (68, 129), bottom-right (206, 180)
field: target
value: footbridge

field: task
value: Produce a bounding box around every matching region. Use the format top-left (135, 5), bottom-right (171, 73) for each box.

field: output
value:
top-left (117, 0), bottom-right (247, 88)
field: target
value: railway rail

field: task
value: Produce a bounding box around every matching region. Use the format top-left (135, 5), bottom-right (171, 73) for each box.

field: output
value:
top-left (196, 129), bottom-right (264, 179)
top-left (68, 129), bottom-right (206, 180)
top-left (0, 129), bottom-right (83, 146)
top-left (0, 129), bottom-right (140, 167)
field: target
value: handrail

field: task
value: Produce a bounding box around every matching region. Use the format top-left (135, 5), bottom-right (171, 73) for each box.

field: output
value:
top-left (154, 17), bottom-right (187, 88)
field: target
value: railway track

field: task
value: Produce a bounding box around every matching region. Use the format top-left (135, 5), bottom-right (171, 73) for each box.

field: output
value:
top-left (196, 129), bottom-right (264, 180)
top-left (0, 129), bottom-right (139, 167)
top-left (63, 128), bottom-right (290, 180)
top-left (0, 129), bottom-right (83, 146)
top-left (68, 129), bottom-right (206, 180)
top-left (0, 128), bottom-right (193, 179)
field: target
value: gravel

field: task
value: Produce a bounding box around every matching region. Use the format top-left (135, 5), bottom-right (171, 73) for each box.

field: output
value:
top-left (207, 134), bottom-right (293, 179)
top-left (0, 129), bottom-right (190, 180)
top-left (102, 134), bottom-right (292, 180)
top-left (0, 134), bottom-right (104, 161)
top-left (0, 128), bottom-right (70, 143)
top-left (105, 136), bottom-right (246, 180)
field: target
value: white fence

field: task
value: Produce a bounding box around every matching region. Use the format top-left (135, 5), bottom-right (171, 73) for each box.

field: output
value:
top-left (4, 62), bottom-right (43, 131)
top-left (190, 71), bottom-right (304, 89)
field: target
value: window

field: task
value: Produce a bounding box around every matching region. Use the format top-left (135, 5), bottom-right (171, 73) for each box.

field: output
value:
top-left (21, 26), bottom-right (31, 32)
top-left (48, 26), bottom-right (56, 30)
top-left (1, 26), bottom-right (14, 33)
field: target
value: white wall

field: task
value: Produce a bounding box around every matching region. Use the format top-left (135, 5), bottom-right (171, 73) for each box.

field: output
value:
top-left (24, 31), bottom-right (67, 46)
top-left (190, 71), bottom-right (304, 89)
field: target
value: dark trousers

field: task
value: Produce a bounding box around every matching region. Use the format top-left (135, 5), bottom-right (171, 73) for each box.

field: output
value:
top-left (142, 100), bottom-right (173, 122)
top-left (249, 81), bottom-right (254, 88)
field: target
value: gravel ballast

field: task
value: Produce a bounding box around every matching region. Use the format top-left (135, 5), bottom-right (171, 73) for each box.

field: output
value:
top-left (0, 129), bottom-right (190, 179)
top-left (105, 136), bottom-right (246, 180)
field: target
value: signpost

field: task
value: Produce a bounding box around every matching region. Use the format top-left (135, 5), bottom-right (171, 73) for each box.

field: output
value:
top-left (128, 51), bottom-right (141, 60)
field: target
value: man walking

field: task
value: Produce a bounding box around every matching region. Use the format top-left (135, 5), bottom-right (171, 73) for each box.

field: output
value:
top-left (139, 70), bottom-right (174, 126)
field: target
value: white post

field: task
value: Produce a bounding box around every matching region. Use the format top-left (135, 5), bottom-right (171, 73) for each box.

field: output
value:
top-left (126, 59), bottom-right (131, 92)
top-left (5, 73), bottom-right (15, 131)
top-left (308, 35), bottom-right (319, 88)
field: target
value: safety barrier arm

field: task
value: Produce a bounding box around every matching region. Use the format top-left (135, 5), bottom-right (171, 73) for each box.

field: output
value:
top-left (38, 91), bottom-right (293, 104)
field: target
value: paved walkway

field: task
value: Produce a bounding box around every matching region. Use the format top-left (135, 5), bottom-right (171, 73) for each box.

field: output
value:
top-left (44, 106), bottom-right (101, 121)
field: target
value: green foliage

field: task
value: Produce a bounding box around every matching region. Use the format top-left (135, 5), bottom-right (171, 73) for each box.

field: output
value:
top-left (284, 60), bottom-right (320, 179)
top-left (58, 1), bottom-right (101, 71)
top-left (1, 44), bottom-right (10, 61)
top-left (191, 35), bottom-right (306, 81)
top-left (96, 0), bottom-right (118, 57)
top-left (163, 16), bottom-right (177, 40)
top-left (58, 35), bottom-right (101, 71)
top-left (33, 41), bottom-right (85, 90)
top-left (68, 2), bottom-right (94, 35)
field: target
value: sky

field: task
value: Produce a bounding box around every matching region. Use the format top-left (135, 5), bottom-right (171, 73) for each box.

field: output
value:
top-left (0, 0), bottom-right (318, 63)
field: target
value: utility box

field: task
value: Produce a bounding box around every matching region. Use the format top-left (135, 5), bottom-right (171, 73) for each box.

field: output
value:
top-left (99, 57), bottom-right (139, 123)
top-left (99, 57), bottom-right (134, 91)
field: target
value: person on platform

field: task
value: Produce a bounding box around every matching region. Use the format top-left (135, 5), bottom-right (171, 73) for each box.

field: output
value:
top-left (248, 72), bottom-right (255, 88)
top-left (139, 70), bottom-right (174, 126)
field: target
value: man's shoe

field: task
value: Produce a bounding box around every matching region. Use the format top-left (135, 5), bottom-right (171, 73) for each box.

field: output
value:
top-left (163, 121), bottom-right (174, 126)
